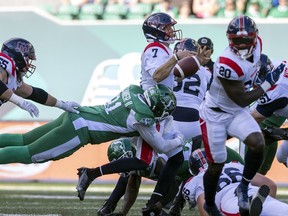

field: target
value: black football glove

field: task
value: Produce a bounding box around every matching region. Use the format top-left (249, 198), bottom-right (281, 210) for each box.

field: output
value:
top-left (262, 126), bottom-right (288, 142)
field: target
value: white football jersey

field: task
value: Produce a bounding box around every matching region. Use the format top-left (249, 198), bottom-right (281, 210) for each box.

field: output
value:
top-left (140, 42), bottom-right (174, 90)
top-left (173, 66), bottom-right (212, 109)
top-left (202, 37), bottom-right (262, 114)
top-left (183, 162), bottom-right (243, 207)
top-left (255, 61), bottom-right (288, 117)
top-left (0, 53), bottom-right (21, 105)
top-left (0, 53), bottom-right (21, 90)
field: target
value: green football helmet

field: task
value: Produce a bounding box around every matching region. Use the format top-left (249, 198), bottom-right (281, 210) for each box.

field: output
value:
top-left (107, 138), bottom-right (137, 162)
top-left (143, 84), bottom-right (177, 121)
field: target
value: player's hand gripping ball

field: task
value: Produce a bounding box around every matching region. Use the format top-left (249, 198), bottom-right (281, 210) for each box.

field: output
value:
top-left (173, 56), bottom-right (200, 79)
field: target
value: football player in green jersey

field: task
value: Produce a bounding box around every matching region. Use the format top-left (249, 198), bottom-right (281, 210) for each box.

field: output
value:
top-left (96, 138), bottom-right (244, 216)
top-left (0, 84), bottom-right (182, 171)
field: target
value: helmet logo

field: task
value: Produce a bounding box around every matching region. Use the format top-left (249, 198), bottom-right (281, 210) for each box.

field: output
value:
top-left (15, 41), bottom-right (31, 56)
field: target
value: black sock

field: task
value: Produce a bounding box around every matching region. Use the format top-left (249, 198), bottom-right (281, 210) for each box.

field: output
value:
top-left (106, 175), bottom-right (129, 204)
top-left (203, 169), bottom-right (221, 207)
top-left (88, 157), bottom-right (148, 180)
top-left (242, 149), bottom-right (263, 186)
top-left (149, 151), bottom-right (184, 205)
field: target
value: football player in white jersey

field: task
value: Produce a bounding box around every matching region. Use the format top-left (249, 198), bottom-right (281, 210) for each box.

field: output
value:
top-left (0, 38), bottom-right (80, 117)
top-left (140, 12), bottom-right (190, 90)
top-left (249, 56), bottom-right (288, 170)
top-left (138, 12), bottom-right (193, 215)
top-left (199, 15), bottom-right (285, 216)
top-left (166, 38), bottom-right (212, 216)
top-left (183, 149), bottom-right (287, 216)
top-left (172, 38), bottom-right (213, 142)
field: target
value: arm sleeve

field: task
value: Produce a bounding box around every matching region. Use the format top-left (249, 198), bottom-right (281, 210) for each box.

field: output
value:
top-left (134, 123), bottom-right (183, 154)
top-left (0, 81), bottom-right (8, 96)
top-left (26, 87), bottom-right (49, 104)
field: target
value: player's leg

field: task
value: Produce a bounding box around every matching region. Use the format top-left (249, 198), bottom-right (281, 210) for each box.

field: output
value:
top-left (77, 137), bottom-right (151, 201)
top-left (258, 116), bottom-right (286, 174)
top-left (0, 113), bottom-right (80, 164)
top-left (200, 118), bottom-right (227, 215)
top-left (228, 110), bottom-right (264, 211)
top-left (142, 148), bottom-right (183, 216)
top-left (260, 195), bottom-right (288, 215)
top-left (249, 184), bottom-right (270, 216)
top-left (276, 140), bottom-right (288, 167)
top-left (97, 175), bottom-right (129, 215)
top-left (0, 113), bottom-right (68, 148)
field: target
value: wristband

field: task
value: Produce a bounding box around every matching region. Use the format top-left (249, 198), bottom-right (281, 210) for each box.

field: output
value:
top-left (174, 53), bottom-right (179, 61)
top-left (9, 93), bottom-right (24, 105)
top-left (26, 87), bottom-right (48, 104)
top-left (55, 100), bottom-right (63, 108)
top-left (260, 81), bottom-right (271, 92)
top-left (0, 81), bottom-right (8, 96)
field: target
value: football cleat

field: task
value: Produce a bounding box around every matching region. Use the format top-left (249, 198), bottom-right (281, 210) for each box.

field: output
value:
top-left (249, 184), bottom-right (270, 216)
top-left (105, 213), bottom-right (123, 216)
top-left (203, 203), bottom-right (224, 216)
top-left (76, 167), bottom-right (93, 201)
top-left (169, 195), bottom-right (185, 216)
top-left (235, 183), bottom-right (250, 210)
top-left (97, 201), bottom-right (117, 215)
top-left (142, 204), bottom-right (162, 216)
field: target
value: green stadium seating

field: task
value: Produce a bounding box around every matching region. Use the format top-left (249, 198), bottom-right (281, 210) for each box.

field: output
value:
top-left (57, 4), bottom-right (80, 20)
top-left (102, 4), bottom-right (128, 20)
top-left (78, 4), bottom-right (104, 20)
top-left (126, 3), bottom-right (153, 19)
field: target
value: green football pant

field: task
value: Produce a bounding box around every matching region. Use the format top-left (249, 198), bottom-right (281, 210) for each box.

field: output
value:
top-left (0, 112), bottom-right (88, 164)
top-left (259, 116), bottom-right (286, 175)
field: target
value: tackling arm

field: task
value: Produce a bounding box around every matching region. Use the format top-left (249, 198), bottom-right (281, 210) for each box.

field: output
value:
top-left (16, 82), bottom-right (80, 113)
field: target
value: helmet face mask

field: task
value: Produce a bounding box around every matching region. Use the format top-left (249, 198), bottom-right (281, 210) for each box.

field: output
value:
top-left (107, 139), bottom-right (136, 162)
top-left (226, 15), bottom-right (258, 59)
top-left (189, 148), bottom-right (208, 176)
top-left (143, 84), bottom-right (176, 121)
top-left (142, 12), bottom-right (182, 44)
top-left (1, 38), bottom-right (36, 79)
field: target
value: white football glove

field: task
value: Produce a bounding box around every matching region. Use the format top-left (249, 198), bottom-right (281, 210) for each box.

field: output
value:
top-left (9, 94), bottom-right (39, 118)
top-left (55, 100), bottom-right (81, 114)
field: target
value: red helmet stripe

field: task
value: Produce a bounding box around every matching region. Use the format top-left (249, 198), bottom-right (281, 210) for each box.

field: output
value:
top-left (219, 57), bottom-right (244, 77)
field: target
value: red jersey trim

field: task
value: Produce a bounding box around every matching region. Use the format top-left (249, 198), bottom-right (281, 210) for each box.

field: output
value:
top-left (144, 42), bottom-right (170, 55)
top-left (219, 57), bottom-right (244, 77)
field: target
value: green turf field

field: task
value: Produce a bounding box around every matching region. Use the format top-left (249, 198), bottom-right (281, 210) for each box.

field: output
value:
top-left (0, 182), bottom-right (287, 215)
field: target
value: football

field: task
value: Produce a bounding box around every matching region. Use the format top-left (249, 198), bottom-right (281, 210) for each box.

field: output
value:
top-left (173, 56), bottom-right (200, 79)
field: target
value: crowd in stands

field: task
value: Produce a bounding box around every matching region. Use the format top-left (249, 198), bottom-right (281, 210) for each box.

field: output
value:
top-left (25, 0), bottom-right (288, 20)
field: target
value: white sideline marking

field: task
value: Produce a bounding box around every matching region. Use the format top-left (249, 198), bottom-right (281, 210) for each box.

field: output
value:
top-left (1, 215), bottom-right (61, 216)
top-left (8, 194), bottom-right (150, 200)
top-left (0, 185), bottom-right (153, 193)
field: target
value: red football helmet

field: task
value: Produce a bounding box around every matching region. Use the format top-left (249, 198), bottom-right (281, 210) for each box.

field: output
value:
top-left (226, 15), bottom-right (258, 59)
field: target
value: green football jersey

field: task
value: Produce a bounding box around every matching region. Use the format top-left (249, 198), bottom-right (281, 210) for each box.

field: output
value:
top-left (70, 85), bottom-right (155, 144)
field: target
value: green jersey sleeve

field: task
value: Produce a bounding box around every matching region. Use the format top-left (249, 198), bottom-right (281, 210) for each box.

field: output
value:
top-left (123, 85), bottom-right (155, 126)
